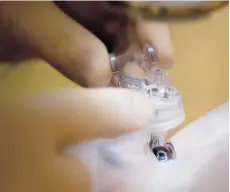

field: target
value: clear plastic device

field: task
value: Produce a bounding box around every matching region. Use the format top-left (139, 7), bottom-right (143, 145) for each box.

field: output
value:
top-left (110, 45), bottom-right (185, 132)
top-left (109, 44), bottom-right (185, 162)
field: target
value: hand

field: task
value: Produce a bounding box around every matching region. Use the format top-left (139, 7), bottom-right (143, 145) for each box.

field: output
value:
top-left (0, 2), bottom-right (173, 87)
top-left (0, 88), bottom-right (155, 192)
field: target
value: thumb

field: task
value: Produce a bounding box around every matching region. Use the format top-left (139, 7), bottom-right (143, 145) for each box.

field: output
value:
top-left (0, 2), bottom-right (112, 87)
top-left (20, 88), bottom-right (155, 149)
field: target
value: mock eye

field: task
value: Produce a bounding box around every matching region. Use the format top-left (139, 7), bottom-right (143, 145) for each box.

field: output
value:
top-left (156, 150), bottom-right (168, 162)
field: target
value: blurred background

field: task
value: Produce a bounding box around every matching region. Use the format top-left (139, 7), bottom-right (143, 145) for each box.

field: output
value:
top-left (169, 6), bottom-right (228, 135)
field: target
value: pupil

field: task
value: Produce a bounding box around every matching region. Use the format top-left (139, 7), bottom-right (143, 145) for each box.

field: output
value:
top-left (157, 151), bottom-right (167, 161)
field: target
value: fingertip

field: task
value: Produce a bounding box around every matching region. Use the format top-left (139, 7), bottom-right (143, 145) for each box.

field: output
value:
top-left (123, 89), bottom-right (155, 129)
top-left (157, 49), bottom-right (174, 70)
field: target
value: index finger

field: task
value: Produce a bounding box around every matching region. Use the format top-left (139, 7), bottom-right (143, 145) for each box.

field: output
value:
top-left (0, 2), bottom-right (111, 87)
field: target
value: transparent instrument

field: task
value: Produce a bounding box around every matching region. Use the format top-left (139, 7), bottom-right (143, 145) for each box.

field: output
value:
top-left (109, 44), bottom-right (185, 162)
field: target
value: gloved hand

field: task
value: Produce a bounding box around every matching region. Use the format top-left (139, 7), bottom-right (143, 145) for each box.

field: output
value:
top-left (0, 88), bottom-right (155, 192)
top-left (0, 2), bottom-right (173, 87)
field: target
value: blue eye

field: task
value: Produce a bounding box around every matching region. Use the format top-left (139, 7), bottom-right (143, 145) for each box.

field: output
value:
top-left (156, 150), bottom-right (168, 162)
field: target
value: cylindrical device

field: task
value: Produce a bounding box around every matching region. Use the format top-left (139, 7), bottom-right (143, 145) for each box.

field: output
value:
top-left (110, 44), bottom-right (185, 132)
top-left (143, 84), bottom-right (185, 132)
top-left (97, 44), bottom-right (185, 166)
